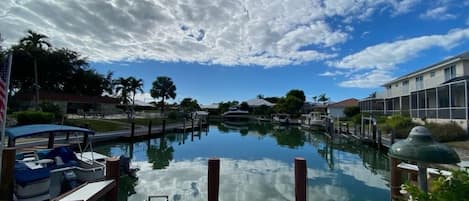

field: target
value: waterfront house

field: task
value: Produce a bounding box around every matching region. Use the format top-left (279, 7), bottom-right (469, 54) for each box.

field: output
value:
top-left (359, 51), bottom-right (469, 130)
top-left (245, 98), bottom-right (274, 107)
top-left (12, 91), bottom-right (121, 115)
top-left (327, 98), bottom-right (358, 118)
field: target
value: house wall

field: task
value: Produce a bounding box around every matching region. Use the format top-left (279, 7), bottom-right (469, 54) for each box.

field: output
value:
top-left (328, 107), bottom-right (345, 118)
top-left (385, 60), bottom-right (466, 98)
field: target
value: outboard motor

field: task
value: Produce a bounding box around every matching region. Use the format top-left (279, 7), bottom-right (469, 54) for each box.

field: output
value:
top-left (62, 170), bottom-right (78, 192)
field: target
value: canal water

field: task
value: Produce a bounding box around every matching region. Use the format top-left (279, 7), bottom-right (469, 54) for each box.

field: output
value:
top-left (95, 123), bottom-right (390, 201)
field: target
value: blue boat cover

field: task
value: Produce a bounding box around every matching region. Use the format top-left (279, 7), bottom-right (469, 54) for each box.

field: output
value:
top-left (6, 124), bottom-right (94, 140)
top-left (15, 146), bottom-right (80, 186)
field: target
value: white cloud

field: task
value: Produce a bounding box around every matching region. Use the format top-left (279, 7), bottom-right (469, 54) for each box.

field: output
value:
top-left (0, 0), bottom-right (425, 67)
top-left (419, 6), bottom-right (456, 20)
top-left (338, 70), bottom-right (395, 88)
top-left (329, 28), bottom-right (469, 88)
top-left (319, 70), bottom-right (347, 77)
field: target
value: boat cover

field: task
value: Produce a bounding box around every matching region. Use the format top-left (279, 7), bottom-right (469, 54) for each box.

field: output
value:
top-left (15, 146), bottom-right (80, 186)
top-left (6, 124), bottom-right (94, 141)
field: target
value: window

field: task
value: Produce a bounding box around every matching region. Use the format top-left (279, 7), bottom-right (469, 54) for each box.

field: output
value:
top-left (402, 80), bottom-right (409, 94)
top-left (430, 71), bottom-right (435, 77)
top-left (415, 75), bottom-right (424, 90)
top-left (444, 65), bottom-right (456, 81)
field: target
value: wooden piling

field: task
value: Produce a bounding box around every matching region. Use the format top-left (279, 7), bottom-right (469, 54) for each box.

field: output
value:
top-left (148, 120), bottom-right (152, 137)
top-left (294, 157), bottom-right (307, 201)
top-left (48, 132), bottom-right (54, 149)
top-left (0, 148), bottom-right (15, 201)
top-left (183, 118), bottom-right (186, 133)
top-left (191, 118), bottom-right (195, 134)
top-left (131, 122), bottom-right (135, 138)
top-left (105, 157), bottom-right (120, 201)
top-left (372, 123), bottom-right (377, 146)
top-left (208, 158), bottom-right (220, 201)
top-left (389, 157), bottom-right (402, 200)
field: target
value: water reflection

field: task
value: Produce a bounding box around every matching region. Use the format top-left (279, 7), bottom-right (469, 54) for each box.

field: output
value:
top-left (95, 122), bottom-right (390, 201)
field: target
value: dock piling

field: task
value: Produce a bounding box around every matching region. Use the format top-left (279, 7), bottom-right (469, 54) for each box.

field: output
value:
top-left (389, 157), bottom-right (402, 200)
top-left (148, 120), bottom-right (152, 137)
top-left (294, 157), bottom-right (307, 201)
top-left (208, 158), bottom-right (220, 201)
top-left (105, 157), bottom-right (120, 201)
top-left (0, 148), bottom-right (15, 201)
top-left (131, 122), bottom-right (135, 138)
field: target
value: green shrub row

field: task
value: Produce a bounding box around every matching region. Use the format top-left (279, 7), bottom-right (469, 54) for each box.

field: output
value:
top-left (426, 122), bottom-right (468, 142)
top-left (14, 111), bottom-right (55, 125)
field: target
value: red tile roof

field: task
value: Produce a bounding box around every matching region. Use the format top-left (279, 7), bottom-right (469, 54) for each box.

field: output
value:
top-left (13, 91), bottom-right (120, 104)
top-left (328, 98), bottom-right (358, 108)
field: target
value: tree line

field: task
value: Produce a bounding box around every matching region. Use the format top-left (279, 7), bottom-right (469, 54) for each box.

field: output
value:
top-left (0, 30), bottom-right (178, 118)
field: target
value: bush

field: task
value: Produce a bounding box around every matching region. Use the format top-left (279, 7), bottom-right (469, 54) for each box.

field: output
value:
top-left (402, 170), bottom-right (469, 201)
top-left (380, 115), bottom-right (415, 138)
top-left (343, 106), bottom-right (360, 118)
top-left (425, 122), bottom-right (467, 142)
top-left (40, 102), bottom-right (64, 121)
top-left (167, 111), bottom-right (180, 120)
top-left (14, 111), bottom-right (55, 125)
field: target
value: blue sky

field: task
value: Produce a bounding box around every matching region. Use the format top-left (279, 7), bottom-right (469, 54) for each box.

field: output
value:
top-left (1, 0), bottom-right (469, 104)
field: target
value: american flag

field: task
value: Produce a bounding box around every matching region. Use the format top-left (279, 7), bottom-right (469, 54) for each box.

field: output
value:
top-left (0, 54), bottom-right (11, 123)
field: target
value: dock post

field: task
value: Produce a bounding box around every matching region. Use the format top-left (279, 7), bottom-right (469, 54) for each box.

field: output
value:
top-left (294, 157), bottom-right (307, 201)
top-left (105, 157), bottom-right (120, 201)
top-left (48, 132), bottom-right (54, 149)
top-left (0, 148), bottom-right (15, 201)
top-left (378, 129), bottom-right (382, 149)
top-left (191, 118), bottom-right (195, 134)
top-left (346, 123), bottom-right (349, 135)
top-left (183, 118), bottom-right (186, 133)
top-left (148, 120), bottom-right (152, 137)
top-left (208, 158), bottom-right (220, 201)
top-left (131, 122), bottom-right (135, 138)
top-left (389, 157), bottom-right (402, 200)
top-left (372, 122), bottom-right (377, 146)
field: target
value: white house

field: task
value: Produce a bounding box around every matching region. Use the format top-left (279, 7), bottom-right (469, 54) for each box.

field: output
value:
top-left (359, 51), bottom-right (469, 130)
top-left (327, 98), bottom-right (358, 118)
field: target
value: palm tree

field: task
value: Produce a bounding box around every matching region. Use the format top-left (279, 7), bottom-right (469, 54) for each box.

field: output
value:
top-left (312, 96), bottom-right (317, 103)
top-left (128, 77), bottom-right (144, 119)
top-left (318, 93), bottom-right (329, 104)
top-left (19, 30), bottom-right (51, 109)
top-left (114, 77), bottom-right (132, 119)
top-left (150, 76), bottom-right (176, 114)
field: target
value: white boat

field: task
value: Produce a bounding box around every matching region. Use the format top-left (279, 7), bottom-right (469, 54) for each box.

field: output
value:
top-left (222, 109), bottom-right (250, 125)
top-left (5, 124), bottom-right (131, 200)
top-left (301, 112), bottom-right (326, 129)
top-left (272, 113), bottom-right (291, 125)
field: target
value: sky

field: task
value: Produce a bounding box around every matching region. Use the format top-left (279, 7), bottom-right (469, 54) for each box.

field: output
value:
top-left (1, 0), bottom-right (469, 104)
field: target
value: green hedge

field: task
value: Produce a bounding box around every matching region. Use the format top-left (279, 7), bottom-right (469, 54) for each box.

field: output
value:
top-left (14, 111), bottom-right (55, 125)
top-left (379, 115), bottom-right (416, 138)
top-left (426, 122), bottom-right (468, 142)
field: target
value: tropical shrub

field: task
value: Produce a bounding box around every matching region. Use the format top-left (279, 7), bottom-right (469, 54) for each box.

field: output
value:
top-left (14, 110), bottom-right (55, 125)
top-left (40, 102), bottom-right (64, 121)
top-left (343, 106), bottom-right (360, 118)
top-left (425, 122), bottom-right (467, 142)
top-left (380, 115), bottom-right (415, 138)
top-left (402, 170), bottom-right (469, 201)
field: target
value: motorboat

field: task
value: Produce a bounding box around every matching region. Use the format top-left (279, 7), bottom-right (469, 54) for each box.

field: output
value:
top-left (272, 113), bottom-right (291, 125)
top-left (5, 124), bottom-right (135, 200)
top-left (301, 112), bottom-right (326, 129)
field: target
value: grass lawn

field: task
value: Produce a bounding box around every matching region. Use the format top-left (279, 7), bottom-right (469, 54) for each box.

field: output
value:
top-left (65, 119), bottom-right (128, 132)
top-left (115, 118), bottom-right (182, 125)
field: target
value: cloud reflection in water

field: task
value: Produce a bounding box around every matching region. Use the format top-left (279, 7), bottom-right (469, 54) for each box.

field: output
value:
top-left (129, 157), bottom-right (356, 201)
